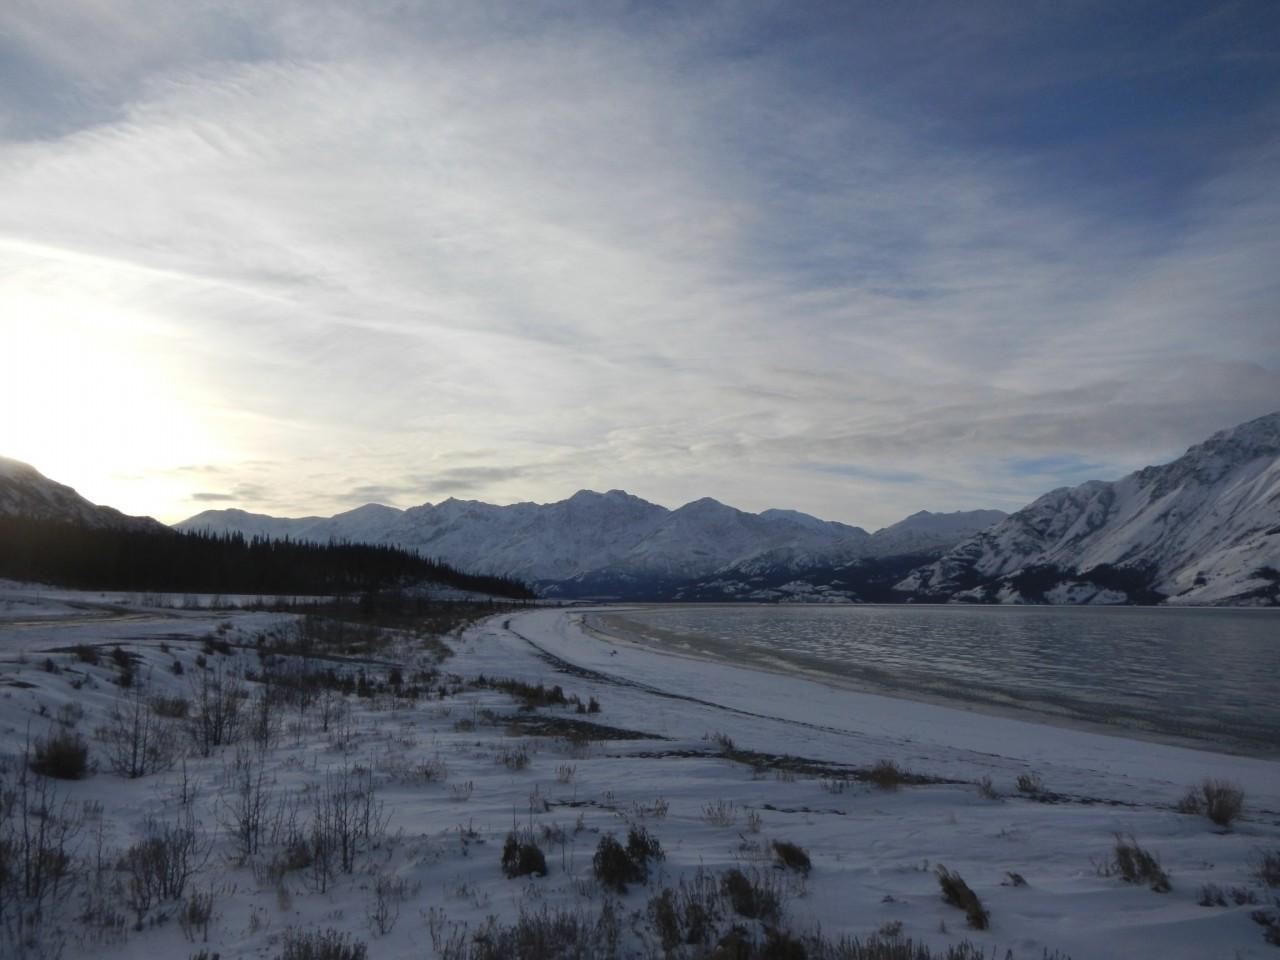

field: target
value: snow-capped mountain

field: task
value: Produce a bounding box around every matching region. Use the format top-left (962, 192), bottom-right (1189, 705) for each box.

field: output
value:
top-left (179, 492), bottom-right (1006, 598)
top-left (180, 490), bottom-right (873, 586)
top-left (0, 457), bottom-right (165, 532)
top-left (896, 412), bottom-right (1280, 605)
top-left (864, 509), bottom-right (1011, 558)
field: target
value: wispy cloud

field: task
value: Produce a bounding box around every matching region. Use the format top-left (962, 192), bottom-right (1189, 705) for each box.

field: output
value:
top-left (1, 2), bottom-right (1276, 528)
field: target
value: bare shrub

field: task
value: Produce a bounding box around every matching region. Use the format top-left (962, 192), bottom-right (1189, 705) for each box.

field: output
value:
top-left (867, 759), bottom-right (907, 791)
top-left (771, 840), bottom-right (812, 876)
top-left (151, 695), bottom-right (190, 719)
top-left (721, 867), bottom-right (783, 924)
top-left (218, 747), bottom-right (274, 861)
top-left (587, 827), bottom-right (665, 895)
top-left (416, 756), bottom-right (449, 783)
top-left (1015, 772), bottom-right (1043, 795)
top-left (936, 865), bottom-right (989, 930)
top-left (627, 826), bottom-right (664, 869)
top-left (73, 644), bottom-right (100, 664)
top-left (555, 763), bottom-right (576, 784)
top-left (709, 731), bottom-right (736, 753)
top-left (98, 683), bottom-right (178, 778)
top-left (976, 776), bottom-right (1000, 800)
top-left (592, 834), bottom-right (639, 893)
top-left (0, 763), bottom-right (83, 950)
top-left (179, 887), bottom-right (215, 942)
top-left (277, 926), bottom-right (368, 960)
top-left (307, 766), bottom-right (387, 891)
top-left (501, 830), bottom-right (547, 879)
top-left (498, 745), bottom-right (530, 771)
top-left (641, 869), bottom-right (724, 951)
top-left (703, 799), bottom-right (738, 827)
top-left (466, 905), bottom-right (615, 960)
top-left (29, 728), bottom-right (90, 780)
top-left (1104, 834), bottom-right (1171, 893)
top-left (119, 810), bottom-right (208, 928)
top-left (366, 873), bottom-right (407, 936)
top-left (1178, 779), bottom-right (1245, 828)
top-left (1255, 849), bottom-right (1280, 888)
top-left (187, 661), bottom-right (246, 756)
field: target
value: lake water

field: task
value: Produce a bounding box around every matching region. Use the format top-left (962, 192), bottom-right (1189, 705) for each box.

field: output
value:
top-left (593, 604), bottom-right (1280, 757)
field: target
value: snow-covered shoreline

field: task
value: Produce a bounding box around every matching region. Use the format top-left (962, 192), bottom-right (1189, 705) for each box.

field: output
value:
top-left (581, 603), bottom-right (1280, 763)
top-left (478, 607), bottom-right (1280, 810)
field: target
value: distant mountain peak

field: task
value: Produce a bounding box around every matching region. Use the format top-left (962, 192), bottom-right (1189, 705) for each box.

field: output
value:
top-left (897, 412), bottom-right (1280, 605)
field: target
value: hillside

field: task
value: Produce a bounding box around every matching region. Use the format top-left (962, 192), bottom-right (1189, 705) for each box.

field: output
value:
top-left (896, 412), bottom-right (1280, 605)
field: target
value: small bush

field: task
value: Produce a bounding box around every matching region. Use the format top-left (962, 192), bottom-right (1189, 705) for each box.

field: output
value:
top-left (1179, 779), bottom-right (1245, 828)
top-left (499, 745), bottom-right (530, 770)
top-left (648, 889), bottom-right (682, 952)
top-left (277, 927), bottom-right (367, 960)
top-left (976, 776), bottom-right (999, 800)
top-left (703, 799), bottom-right (738, 827)
top-left (1107, 834), bottom-right (1171, 892)
top-left (936, 865), bottom-right (989, 930)
top-left (463, 905), bottom-right (615, 959)
top-left (29, 728), bottom-right (90, 779)
top-left (152, 695), bottom-right (191, 719)
top-left (593, 833), bottom-right (645, 893)
top-left (501, 830), bottom-right (547, 879)
top-left (721, 868), bottom-right (782, 924)
top-left (627, 825), bottom-right (664, 869)
top-left (1255, 849), bottom-right (1280, 888)
top-left (180, 888), bottom-right (215, 942)
top-left (73, 643), bottom-right (100, 664)
top-left (1015, 772), bottom-right (1043, 795)
top-left (867, 759), bottom-right (907, 791)
top-left (202, 636), bottom-right (232, 656)
top-left (772, 840), bottom-right (812, 876)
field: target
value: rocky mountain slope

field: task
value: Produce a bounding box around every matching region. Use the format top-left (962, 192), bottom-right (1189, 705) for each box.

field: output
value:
top-left (0, 457), bottom-right (165, 532)
top-left (179, 492), bottom-right (1005, 598)
top-left (896, 412), bottom-right (1280, 605)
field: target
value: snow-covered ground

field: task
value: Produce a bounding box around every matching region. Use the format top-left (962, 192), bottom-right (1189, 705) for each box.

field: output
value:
top-left (1, 590), bottom-right (1277, 959)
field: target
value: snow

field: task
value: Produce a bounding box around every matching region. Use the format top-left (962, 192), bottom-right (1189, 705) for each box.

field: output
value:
top-left (1, 589), bottom-right (1276, 959)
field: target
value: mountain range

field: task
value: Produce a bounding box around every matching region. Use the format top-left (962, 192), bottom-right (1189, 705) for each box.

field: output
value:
top-left (5, 411), bottom-right (1278, 605)
top-left (175, 491), bottom-right (1005, 600)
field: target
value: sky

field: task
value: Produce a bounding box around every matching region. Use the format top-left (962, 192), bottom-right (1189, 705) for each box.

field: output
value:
top-left (1, 1), bottom-right (1278, 530)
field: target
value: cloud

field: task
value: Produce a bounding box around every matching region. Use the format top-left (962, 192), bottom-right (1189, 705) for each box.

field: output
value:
top-left (0, 2), bottom-right (1276, 528)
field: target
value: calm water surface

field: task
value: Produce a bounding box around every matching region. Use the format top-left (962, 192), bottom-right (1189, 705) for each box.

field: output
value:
top-left (597, 604), bottom-right (1280, 756)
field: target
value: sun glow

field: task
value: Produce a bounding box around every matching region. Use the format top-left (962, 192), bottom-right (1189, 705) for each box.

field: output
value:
top-left (1, 293), bottom-right (224, 520)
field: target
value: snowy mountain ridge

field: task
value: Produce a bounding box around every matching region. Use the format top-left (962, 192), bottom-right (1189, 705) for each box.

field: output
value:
top-left (896, 412), bottom-right (1280, 605)
top-left (178, 491), bottom-right (1005, 594)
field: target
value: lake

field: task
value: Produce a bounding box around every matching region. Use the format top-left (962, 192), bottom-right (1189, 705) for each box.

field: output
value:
top-left (591, 604), bottom-right (1280, 757)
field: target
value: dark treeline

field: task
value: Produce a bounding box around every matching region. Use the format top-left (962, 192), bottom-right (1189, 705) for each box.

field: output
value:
top-left (0, 516), bottom-right (534, 599)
